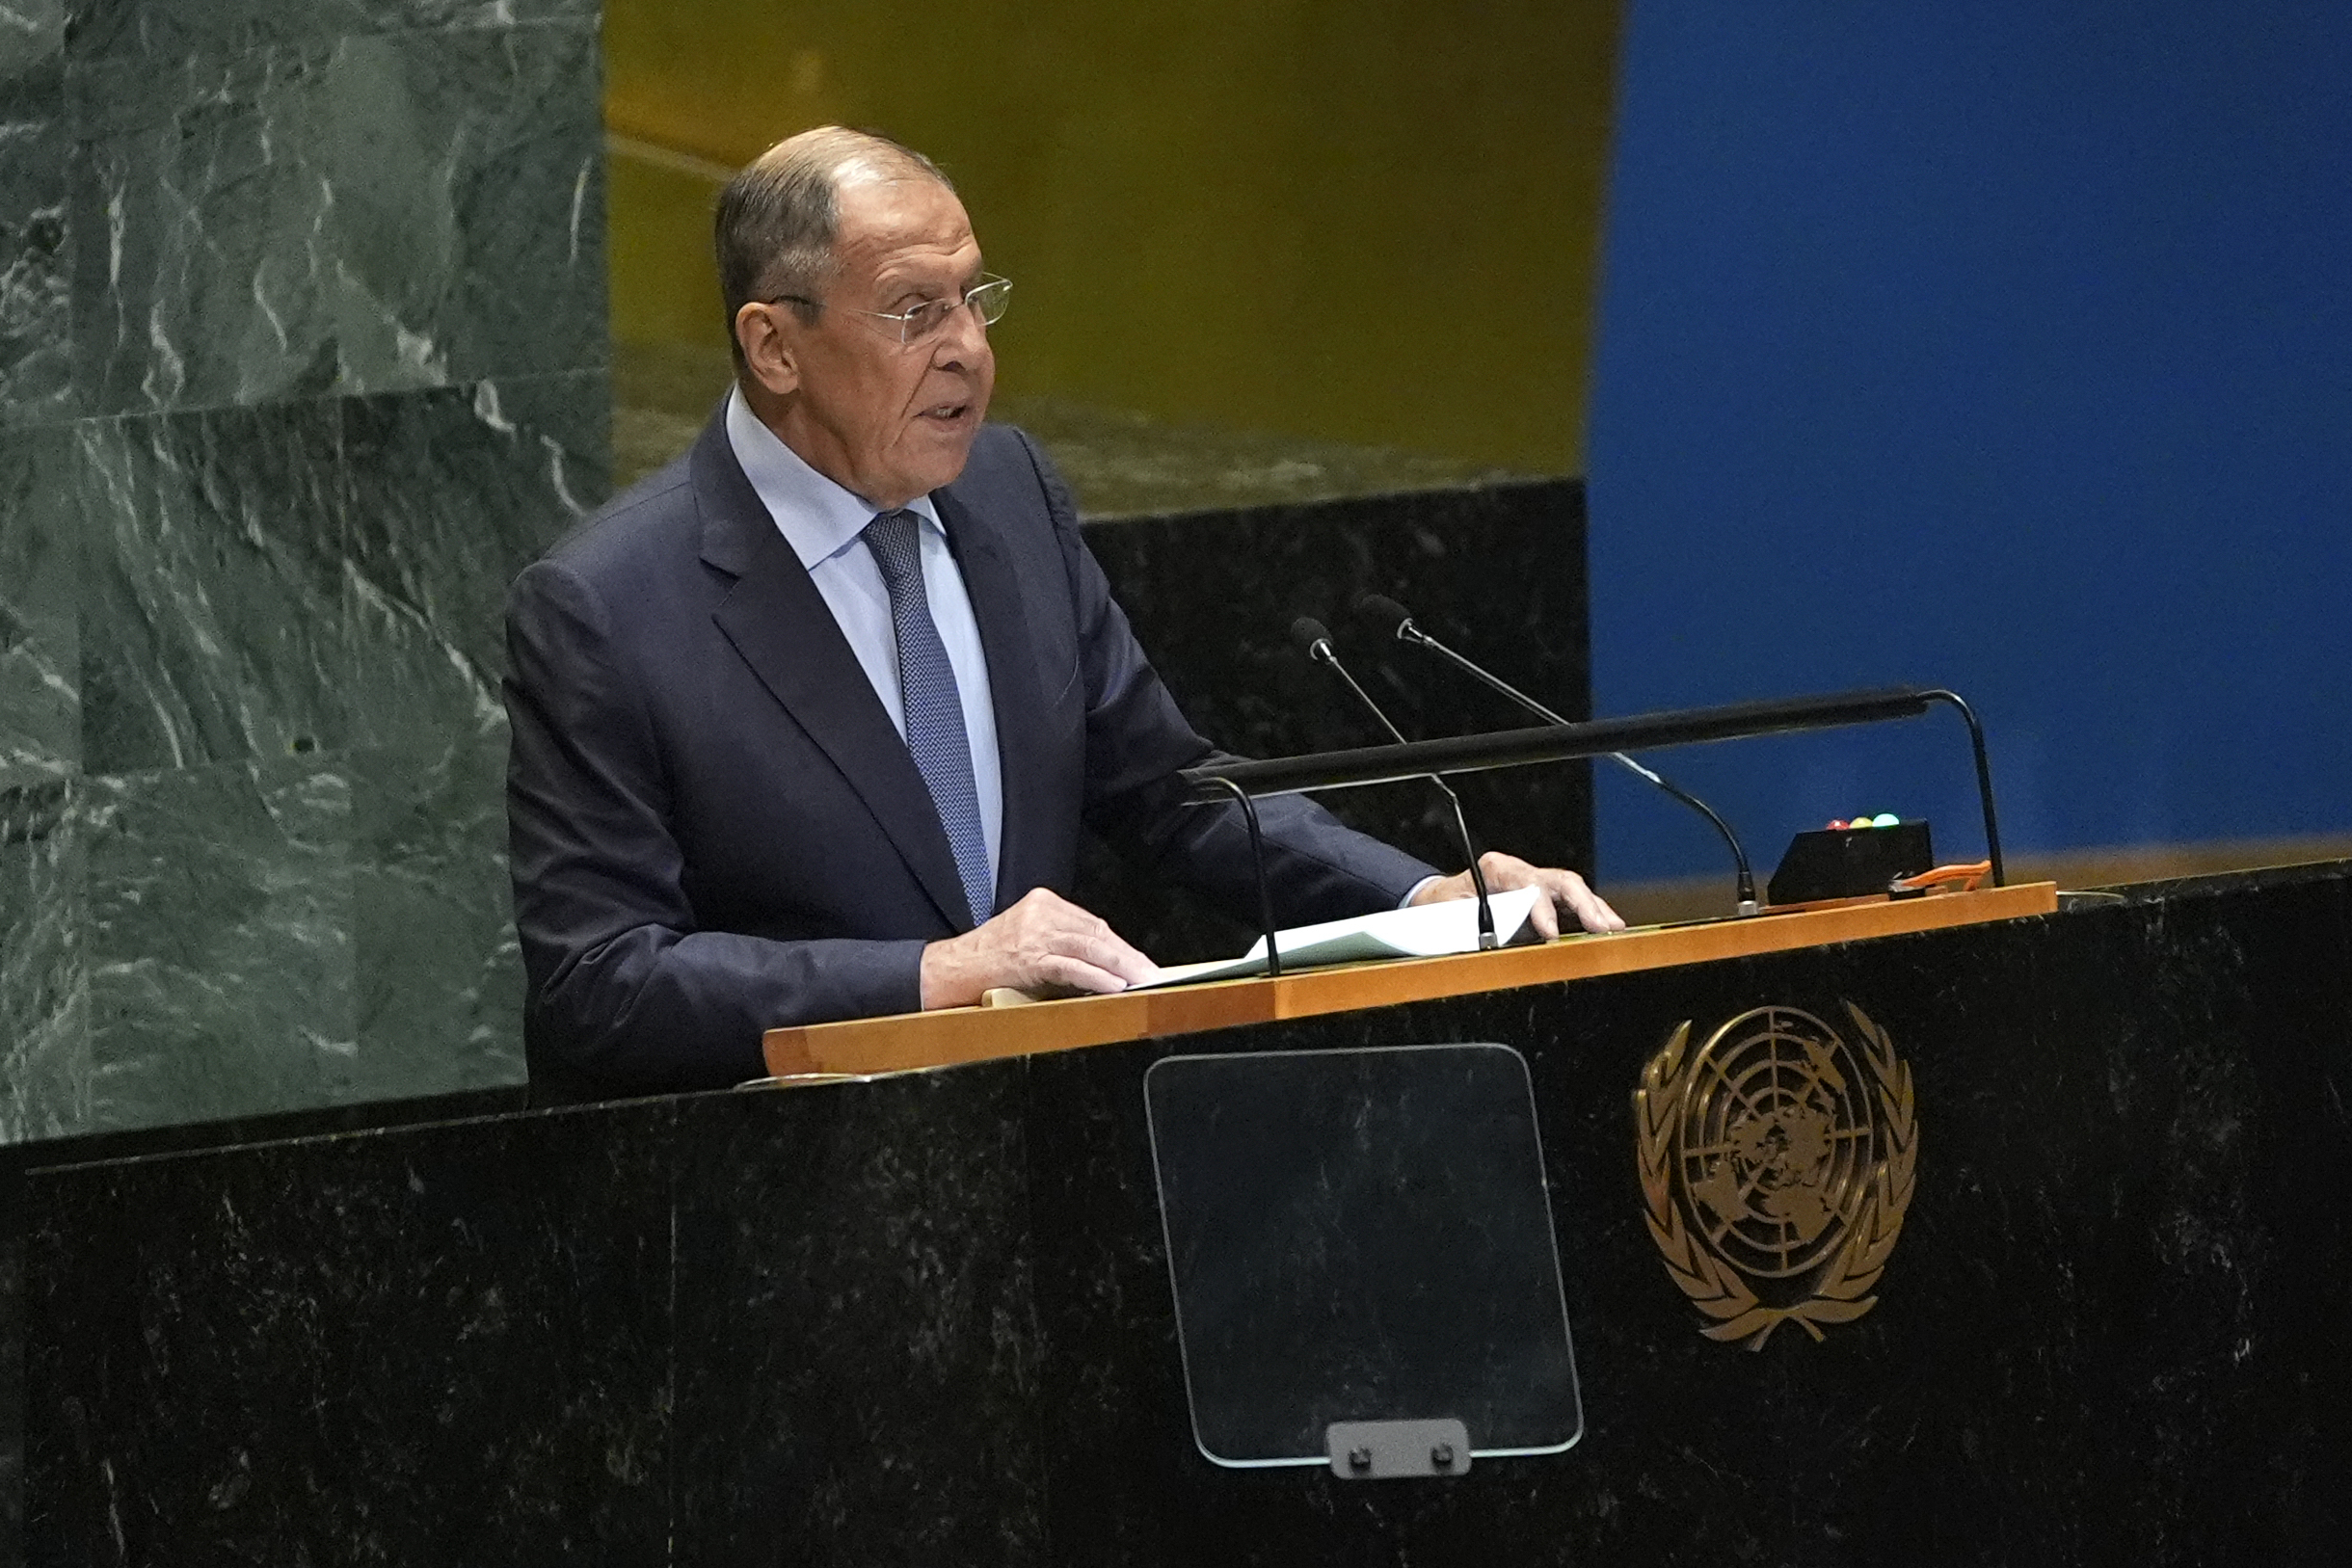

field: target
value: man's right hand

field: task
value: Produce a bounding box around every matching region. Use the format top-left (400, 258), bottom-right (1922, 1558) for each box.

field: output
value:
top-left (919, 888), bottom-right (1161, 1009)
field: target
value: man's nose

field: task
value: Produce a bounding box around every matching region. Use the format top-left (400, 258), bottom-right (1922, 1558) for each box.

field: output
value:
top-left (930, 300), bottom-right (990, 368)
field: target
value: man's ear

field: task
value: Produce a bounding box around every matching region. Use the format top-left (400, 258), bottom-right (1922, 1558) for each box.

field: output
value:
top-left (735, 302), bottom-right (802, 397)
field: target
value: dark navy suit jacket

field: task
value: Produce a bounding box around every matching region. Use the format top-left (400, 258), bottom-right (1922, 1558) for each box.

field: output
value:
top-left (504, 413), bottom-right (1438, 1097)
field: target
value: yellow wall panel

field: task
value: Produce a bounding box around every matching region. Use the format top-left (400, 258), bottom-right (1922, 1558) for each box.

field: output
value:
top-left (606, 0), bottom-right (1621, 474)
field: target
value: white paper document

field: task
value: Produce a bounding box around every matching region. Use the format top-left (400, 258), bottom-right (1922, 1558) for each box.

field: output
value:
top-left (1133, 887), bottom-right (1547, 991)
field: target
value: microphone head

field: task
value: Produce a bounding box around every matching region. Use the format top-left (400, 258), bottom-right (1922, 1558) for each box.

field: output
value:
top-left (1355, 594), bottom-right (1415, 637)
top-left (1290, 616), bottom-right (1335, 657)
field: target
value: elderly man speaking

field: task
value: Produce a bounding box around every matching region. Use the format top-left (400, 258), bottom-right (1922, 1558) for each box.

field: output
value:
top-left (503, 126), bottom-right (1621, 1099)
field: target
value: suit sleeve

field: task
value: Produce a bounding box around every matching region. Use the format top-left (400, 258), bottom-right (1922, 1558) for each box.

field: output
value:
top-left (504, 558), bottom-right (924, 1096)
top-left (1010, 434), bottom-right (1442, 923)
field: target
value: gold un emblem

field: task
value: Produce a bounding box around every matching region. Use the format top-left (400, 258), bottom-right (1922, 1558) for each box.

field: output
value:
top-left (1635, 1003), bottom-right (1917, 1349)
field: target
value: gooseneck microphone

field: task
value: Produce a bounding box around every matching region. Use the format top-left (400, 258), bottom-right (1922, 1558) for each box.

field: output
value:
top-left (1356, 596), bottom-right (1761, 917)
top-left (1291, 617), bottom-right (1499, 948)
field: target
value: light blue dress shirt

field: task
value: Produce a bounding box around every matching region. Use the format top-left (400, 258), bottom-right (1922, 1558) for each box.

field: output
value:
top-left (724, 388), bottom-right (1004, 890)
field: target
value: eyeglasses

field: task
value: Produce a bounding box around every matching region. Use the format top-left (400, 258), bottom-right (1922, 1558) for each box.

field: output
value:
top-left (769, 275), bottom-right (1012, 347)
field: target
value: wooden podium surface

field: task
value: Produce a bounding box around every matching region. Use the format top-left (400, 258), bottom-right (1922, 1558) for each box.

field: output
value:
top-left (762, 881), bottom-right (2058, 1079)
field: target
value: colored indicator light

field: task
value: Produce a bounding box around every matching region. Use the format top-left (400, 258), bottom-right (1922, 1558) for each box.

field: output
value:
top-left (1872, 812), bottom-right (1900, 827)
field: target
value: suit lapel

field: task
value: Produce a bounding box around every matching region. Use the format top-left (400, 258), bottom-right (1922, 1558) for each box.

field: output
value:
top-left (936, 487), bottom-right (1054, 912)
top-left (693, 418), bottom-right (974, 932)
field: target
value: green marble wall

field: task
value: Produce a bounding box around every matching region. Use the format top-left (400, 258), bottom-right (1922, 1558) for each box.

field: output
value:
top-left (0, 1), bottom-right (609, 1144)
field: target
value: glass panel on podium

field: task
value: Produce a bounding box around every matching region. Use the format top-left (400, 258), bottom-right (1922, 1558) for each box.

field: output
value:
top-left (1143, 1043), bottom-right (1582, 1473)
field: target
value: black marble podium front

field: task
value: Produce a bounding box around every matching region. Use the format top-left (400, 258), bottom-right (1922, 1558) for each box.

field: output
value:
top-left (7, 864), bottom-right (2350, 1565)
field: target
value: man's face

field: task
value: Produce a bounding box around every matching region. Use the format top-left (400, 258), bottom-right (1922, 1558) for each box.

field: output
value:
top-left (748, 173), bottom-right (996, 509)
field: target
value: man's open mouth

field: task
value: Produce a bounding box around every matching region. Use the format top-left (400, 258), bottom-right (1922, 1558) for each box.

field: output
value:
top-left (921, 401), bottom-right (973, 424)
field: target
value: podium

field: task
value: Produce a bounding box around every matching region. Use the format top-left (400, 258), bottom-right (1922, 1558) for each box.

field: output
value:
top-left (762, 881), bottom-right (2056, 1077)
top-left (10, 866), bottom-right (2351, 1566)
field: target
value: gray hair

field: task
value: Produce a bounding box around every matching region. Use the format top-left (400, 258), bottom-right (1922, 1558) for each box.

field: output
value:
top-left (713, 126), bottom-right (953, 373)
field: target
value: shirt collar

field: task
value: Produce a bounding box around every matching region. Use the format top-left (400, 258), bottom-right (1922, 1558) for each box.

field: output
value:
top-left (724, 385), bottom-right (944, 570)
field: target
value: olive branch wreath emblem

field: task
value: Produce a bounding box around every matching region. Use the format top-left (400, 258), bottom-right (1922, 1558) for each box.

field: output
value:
top-left (1634, 1001), bottom-right (1917, 1349)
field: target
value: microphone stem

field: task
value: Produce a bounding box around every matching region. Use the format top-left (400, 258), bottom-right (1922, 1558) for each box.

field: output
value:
top-left (1403, 628), bottom-right (1574, 727)
top-left (1400, 623), bottom-right (1759, 915)
top-left (1610, 759), bottom-right (1759, 913)
top-left (1920, 688), bottom-right (2005, 886)
top-left (1315, 646), bottom-right (1498, 948)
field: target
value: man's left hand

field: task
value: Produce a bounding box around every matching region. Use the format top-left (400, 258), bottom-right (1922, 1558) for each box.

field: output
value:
top-left (1408, 850), bottom-right (1626, 937)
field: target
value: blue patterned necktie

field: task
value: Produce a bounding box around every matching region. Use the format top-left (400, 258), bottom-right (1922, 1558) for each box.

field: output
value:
top-left (862, 510), bottom-right (994, 927)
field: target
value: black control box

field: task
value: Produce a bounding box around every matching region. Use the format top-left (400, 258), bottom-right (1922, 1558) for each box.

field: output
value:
top-left (1766, 821), bottom-right (1934, 905)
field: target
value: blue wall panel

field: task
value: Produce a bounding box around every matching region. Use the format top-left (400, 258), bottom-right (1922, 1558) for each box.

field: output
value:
top-left (1587, 0), bottom-right (2352, 879)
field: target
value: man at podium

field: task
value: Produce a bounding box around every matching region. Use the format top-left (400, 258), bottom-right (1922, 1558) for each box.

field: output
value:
top-left (503, 127), bottom-right (1621, 1099)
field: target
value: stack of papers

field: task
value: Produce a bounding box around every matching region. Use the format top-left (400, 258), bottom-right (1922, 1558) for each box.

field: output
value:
top-left (1133, 887), bottom-right (1546, 991)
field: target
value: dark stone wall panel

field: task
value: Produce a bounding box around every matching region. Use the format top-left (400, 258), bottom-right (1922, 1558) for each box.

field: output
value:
top-left (74, 403), bottom-right (348, 774)
top-left (0, 57), bottom-right (70, 429)
top-left (342, 369), bottom-right (607, 755)
top-left (1080, 479), bottom-right (1591, 962)
top-left (0, 1156), bottom-right (20, 1568)
top-left (0, 779), bottom-right (84, 1144)
top-left (0, 425), bottom-right (78, 786)
top-left (67, 21), bottom-right (604, 418)
top-left (80, 757), bottom-right (354, 1134)
top-left (9, 867), bottom-right (2352, 1562)
top-left (63, 0), bottom-right (599, 63)
top-left (0, 1), bottom-right (608, 1147)
top-left (67, 44), bottom-right (349, 414)
top-left (24, 1102), bottom-right (676, 1565)
top-left (352, 734), bottom-right (526, 1096)
top-left (325, 23), bottom-right (605, 395)
top-left (670, 1075), bottom-right (1049, 1568)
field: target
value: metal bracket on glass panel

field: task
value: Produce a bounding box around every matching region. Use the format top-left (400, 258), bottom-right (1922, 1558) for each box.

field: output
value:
top-left (1324, 1419), bottom-right (1472, 1480)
